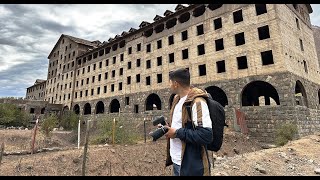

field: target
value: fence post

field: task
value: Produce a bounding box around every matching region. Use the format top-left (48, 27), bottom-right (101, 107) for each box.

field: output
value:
top-left (112, 118), bottom-right (116, 146)
top-left (144, 118), bottom-right (146, 143)
top-left (0, 142), bottom-right (4, 165)
top-left (31, 118), bottom-right (39, 154)
top-left (82, 119), bottom-right (90, 176)
top-left (78, 119), bottom-right (81, 149)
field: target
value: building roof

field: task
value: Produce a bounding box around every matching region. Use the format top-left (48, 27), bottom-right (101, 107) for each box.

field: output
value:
top-left (47, 34), bottom-right (100, 59)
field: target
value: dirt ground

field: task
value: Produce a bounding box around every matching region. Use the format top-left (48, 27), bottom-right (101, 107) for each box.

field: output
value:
top-left (0, 128), bottom-right (319, 176)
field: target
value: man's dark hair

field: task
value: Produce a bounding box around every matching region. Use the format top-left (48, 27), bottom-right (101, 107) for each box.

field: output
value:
top-left (169, 68), bottom-right (190, 87)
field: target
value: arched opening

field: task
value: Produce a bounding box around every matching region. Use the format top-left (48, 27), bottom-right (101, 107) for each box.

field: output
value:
top-left (63, 106), bottom-right (69, 111)
top-left (193, 5), bottom-right (206, 17)
top-left (110, 99), bottom-right (120, 113)
top-left (295, 80), bottom-right (308, 107)
top-left (178, 12), bottom-right (190, 23)
top-left (112, 43), bottom-right (118, 51)
top-left (207, 4), bottom-right (223, 11)
top-left (73, 104), bottom-right (80, 115)
top-left (205, 86), bottom-right (228, 107)
top-left (166, 18), bottom-right (177, 29)
top-left (41, 108), bottom-right (45, 114)
top-left (169, 94), bottom-right (176, 109)
top-left (96, 101), bottom-right (105, 114)
top-left (241, 81), bottom-right (280, 106)
top-left (146, 93), bottom-right (162, 111)
top-left (84, 103), bottom-right (91, 115)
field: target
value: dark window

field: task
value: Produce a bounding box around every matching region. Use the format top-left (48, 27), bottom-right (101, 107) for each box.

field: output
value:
top-left (146, 44), bottom-right (151, 52)
top-left (91, 89), bottom-right (94, 96)
top-left (258, 25), bottom-right (270, 40)
top-left (137, 43), bottom-right (141, 51)
top-left (261, 50), bottom-right (274, 65)
top-left (157, 56), bottom-right (162, 66)
top-left (217, 60), bottom-right (226, 73)
top-left (169, 53), bottom-right (175, 63)
top-left (214, 17), bottom-right (222, 30)
top-left (128, 61), bottom-right (132, 69)
top-left (128, 47), bottom-right (132, 54)
top-left (233, 10), bottom-right (243, 23)
top-left (168, 35), bottom-right (174, 45)
top-left (99, 61), bottom-right (102, 68)
top-left (136, 59), bottom-right (141, 67)
top-left (112, 70), bottom-right (115, 78)
top-left (97, 87), bottom-right (100, 94)
top-left (182, 49), bottom-right (189, 59)
top-left (215, 38), bottom-right (224, 51)
top-left (181, 30), bottom-right (188, 41)
top-left (119, 82), bottom-right (122, 91)
top-left (93, 63), bottom-right (96, 70)
top-left (198, 44), bottom-right (205, 55)
top-left (296, 18), bottom-right (300, 30)
top-left (111, 84), bottom-right (114, 92)
top-left (136, 74), bottom-right (140, 83)
top-left (157, 40), bottom-right (162, 49)
top-left (81, 79), bottom-right (84, 86)
top-left (127, 76), bottom-right (131, 85)
top-left (237, 56), bottom-right (248, 69)
top-left (199, 64), bottom-right (206, 76)
top-left (92, 76), bottom-right (95, 83)
top-left (146, 76), bottom-right (151, 85)
top-left (146, 60), bottom-right (151, 69)
top-left (197, 24), bottom-right (204, 35)
top-left (87, 66), bottom-right (90, 73)
top-left (75, 92), bottom-right (77, 99)
top-left (105, 59), bottom-right (109, 66)
top-left (303, 60), bottom-right (308, 73)
top-left (98, 74), bottom-right (101, 81)
top-left (105, 72), bottom-right (108, 79)
top-left (255, 4), bottom-right (267, 15)
top-left (80, 91), bottom-right (82, 97)
top-left (76, 81), bottom-right (79, 87)
top-left (235, 32), bottom-right (245, 46)
top-left (134, 105), bottom-right (139, 113)
top-left (120, 53), bottom-right (124, 61)
top-left (157, 74), bottom-right (162, 83)
top-left (86, 78), bottom-right (89, 84)
top-left (300, 39), bottom-right (304, 51)
top-left (104, 86), bottom-right (107, 93)
top-left (125, 97), bottom-right (130, 105)
top-left (113, 56), bottom-right (116, 64)
top-left (120, 68), bottom-right (123, 76)
top-left (85, 90), bottom-right (88, 96)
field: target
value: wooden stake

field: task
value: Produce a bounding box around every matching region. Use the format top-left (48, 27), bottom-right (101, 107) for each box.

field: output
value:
top-left (81, 119), bottom-right (90, 176)
top-left (0, 142), bottom-right (4, 165)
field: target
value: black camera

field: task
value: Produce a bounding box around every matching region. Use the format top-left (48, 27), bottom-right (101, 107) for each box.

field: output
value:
top-left (150, 116), bottom-right (168, 141)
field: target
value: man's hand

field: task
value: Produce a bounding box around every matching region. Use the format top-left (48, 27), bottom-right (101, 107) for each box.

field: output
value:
top-left (165, 126), bottom-right (177, 139)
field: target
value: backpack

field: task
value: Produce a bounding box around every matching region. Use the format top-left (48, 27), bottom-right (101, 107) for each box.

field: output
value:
top-left (185, 93), bottom-right (228, 152)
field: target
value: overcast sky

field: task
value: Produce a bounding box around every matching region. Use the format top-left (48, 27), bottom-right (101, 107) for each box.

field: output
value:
top-left (0, 4), bottom-right (320, 98)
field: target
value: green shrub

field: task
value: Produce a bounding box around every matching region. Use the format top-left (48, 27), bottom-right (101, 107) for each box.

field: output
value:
top-left (60, 111), bottom-right (79, 130)
top-left (275, 123), bottom-right (298, 146)
top-left (41, 114), bottom-right (58, 137)
top-left (0, 103), bottom-right (31, 127)
top-left (90, 117), bottom-right (141, 145)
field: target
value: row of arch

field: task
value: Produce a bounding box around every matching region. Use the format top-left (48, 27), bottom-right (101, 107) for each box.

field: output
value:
top-left (71, 80), bottom-right (310, 115)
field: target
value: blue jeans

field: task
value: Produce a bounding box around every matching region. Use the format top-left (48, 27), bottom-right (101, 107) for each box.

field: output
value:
top-left (173, 163), bottom-right (181, 176)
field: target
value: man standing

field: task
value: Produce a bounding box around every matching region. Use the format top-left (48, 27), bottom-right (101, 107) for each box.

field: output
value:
top-left (164, 68), bottom-right (213, 176)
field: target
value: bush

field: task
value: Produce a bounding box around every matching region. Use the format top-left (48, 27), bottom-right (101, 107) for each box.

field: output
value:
top-left (90, 117), bottom-right (141, 145)
top-left (60, 111), bottom-right (79, 130)
top-left (0, 103), bottom-right (31, 127)
top-left (41, 114), bottom-right (58, 137)
top-left (275, 123), bottom-right (298, 146)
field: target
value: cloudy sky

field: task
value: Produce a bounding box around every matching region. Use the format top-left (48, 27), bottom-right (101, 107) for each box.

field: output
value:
top-left (0, 4), bottom-right (320, 98)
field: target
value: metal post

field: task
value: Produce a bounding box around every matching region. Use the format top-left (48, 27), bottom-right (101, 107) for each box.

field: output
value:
top-left (112, 118), bottom-right (116, 146)
top-left (143, 118), bottom-right (146, 143)
top-left (78, 119), bottom-right (81, 149)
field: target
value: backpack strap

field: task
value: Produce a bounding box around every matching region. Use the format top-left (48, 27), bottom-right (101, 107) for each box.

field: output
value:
top-left (185, 97), bottom-right (206, 129)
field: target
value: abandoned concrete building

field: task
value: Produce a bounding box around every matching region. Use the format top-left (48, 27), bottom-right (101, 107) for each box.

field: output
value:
top-left (28, 4), bottom-right (320, 142)
top-left (26, 79), bottom-right (47, 100)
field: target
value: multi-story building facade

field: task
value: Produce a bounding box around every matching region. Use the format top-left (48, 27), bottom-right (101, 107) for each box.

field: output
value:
top-left (26, 79), bottom-right (46, 100)
top-left (36, 4), bottom-right (320, 142)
